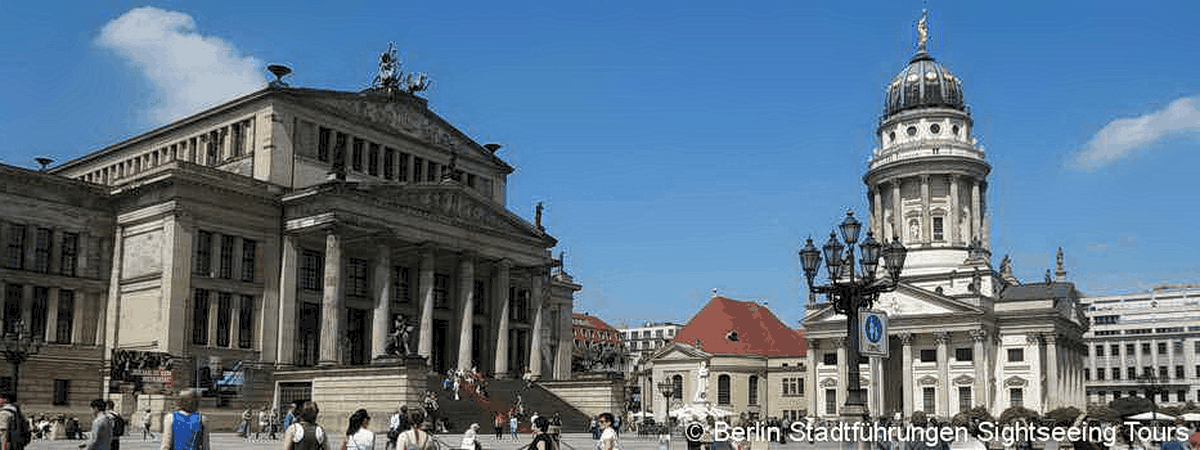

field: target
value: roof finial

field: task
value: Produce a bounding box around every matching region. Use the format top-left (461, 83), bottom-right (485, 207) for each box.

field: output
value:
top-left (917, 9), bottom-right (930, 52)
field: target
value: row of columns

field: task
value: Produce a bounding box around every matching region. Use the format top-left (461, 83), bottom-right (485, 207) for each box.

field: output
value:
top-left (1037, 332), bottom-right (1086, 410)
top-left (279, 229), bottom-right (559, 378)
top-left (867, 175), bottom-right (988, 248)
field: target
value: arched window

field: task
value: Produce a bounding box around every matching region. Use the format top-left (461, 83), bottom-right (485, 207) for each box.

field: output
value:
top-left (717, 374), bottom-right (731, 405)
top-left (672, 374), bottom-right (683, 400)
top-left (748, 375), bottom-right (759, 405)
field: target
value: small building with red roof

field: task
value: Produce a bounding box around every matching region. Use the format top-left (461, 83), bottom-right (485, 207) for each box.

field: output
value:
top-left (644, 292), bottom-right (809, 423)
top-left (571, 312), bottom-right (624, 373)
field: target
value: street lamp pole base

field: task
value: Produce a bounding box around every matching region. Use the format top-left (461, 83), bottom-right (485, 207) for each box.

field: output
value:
top-left (840, 404), bottom-right (870, 450)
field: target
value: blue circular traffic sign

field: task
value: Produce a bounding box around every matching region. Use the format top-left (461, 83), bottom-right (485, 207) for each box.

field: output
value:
top-left (864, 314), bottom-right (883, 343)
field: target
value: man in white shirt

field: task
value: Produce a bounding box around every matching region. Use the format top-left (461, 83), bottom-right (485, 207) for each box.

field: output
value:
top-left (596, 413), bottom-right (618, 450)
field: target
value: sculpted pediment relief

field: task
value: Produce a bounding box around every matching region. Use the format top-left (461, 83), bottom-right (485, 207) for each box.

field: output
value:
top-left (307, 95), bottom-right (483, 158)
top-left (1004, 376), bottom-right (1027, 387)
top-left (953, 375), bottom-right (974, 385)
top-left (820, 377), bottom-right (838, 388)
top-left (918, 375), bottom-right (938, 386)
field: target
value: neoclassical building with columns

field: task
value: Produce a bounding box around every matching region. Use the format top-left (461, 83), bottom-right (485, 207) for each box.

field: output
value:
top-left (12, 52), bottom-right (580, 423)
top-left (801, 22), bottom-right (1088, 420)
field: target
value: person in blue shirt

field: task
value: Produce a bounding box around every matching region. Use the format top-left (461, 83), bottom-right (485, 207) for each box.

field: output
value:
top-left (159, 389), bottom-right (209, 450)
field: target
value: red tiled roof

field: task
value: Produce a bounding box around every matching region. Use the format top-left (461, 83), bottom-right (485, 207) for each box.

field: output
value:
top-left (671, 296), bottom-right (806, 357)
top-left (573, 312), bottom-right (621, 344)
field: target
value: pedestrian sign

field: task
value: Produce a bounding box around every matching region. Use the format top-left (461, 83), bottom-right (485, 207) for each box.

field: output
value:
top-left (859, 310), bottom-right (888, 357)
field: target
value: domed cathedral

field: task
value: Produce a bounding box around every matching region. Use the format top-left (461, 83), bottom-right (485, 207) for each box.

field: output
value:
top-left (802, 11), bottom-right (1088, 421)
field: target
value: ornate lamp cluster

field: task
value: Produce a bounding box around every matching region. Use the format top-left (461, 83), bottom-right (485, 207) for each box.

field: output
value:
top-left (657, 380), bottom-right (676, 418)
top-left (798, 210), bottom-right (907, 417)
top-left (0, 319), bottom-right (44, 395)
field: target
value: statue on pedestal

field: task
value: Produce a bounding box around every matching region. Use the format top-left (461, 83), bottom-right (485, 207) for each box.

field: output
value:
top-left (693, 361), bottom-right (710, 404)
top-left (386, 314), bottom-right (415, 356)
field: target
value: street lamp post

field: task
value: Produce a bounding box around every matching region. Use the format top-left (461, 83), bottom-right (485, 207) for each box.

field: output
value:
top-left (1138, 372), bottom-right (1166, 420)
top-left (657, 380), bottom-right (676, 425)
top-left (0, 319), bottom-right (45, 395)
top-left (799, 211), bottom-right (907, 422)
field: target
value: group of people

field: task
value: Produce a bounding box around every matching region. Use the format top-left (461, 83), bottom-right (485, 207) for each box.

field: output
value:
top-left (236, 404), bottom-right (282, 440)
top-left (443, 367), bottom-right (490, 401)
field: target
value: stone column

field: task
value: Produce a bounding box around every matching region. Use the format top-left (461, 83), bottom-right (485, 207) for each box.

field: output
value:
top-left (45, 287), bottom-right (59, 342)
top-left (835, 337), bottom-right (848, 412)
top-left (1045, 333), bottom-right (1059, 409)
top-left (971, 329), bottom-right (987, 409)
top-left (971, 180), bottom-right (981, 246)
top-left (935, 331), bottom-right (950, 417)
top-left (900, 333), bottom-right (914, 418)
top-left (869, 356), bottom-right (882, 416)
top-left (949, 175), bottom-right (961, 245)
top-left (104, 227), bottom-right (124, 365)
top-left (276, 235), bottom-right (298, 366)
top-left (892, 180), bottom-right (903, 244)
top-left (920, 175), bottom-right (931, 245)
top-left (807, 339), bottom-right (819, 416)
top-left (372, 245), bottom-right (392, 361)
top-left (871, 187), bottom-right (883, 239)
top-left (417, 248), bottom-right (436, 359)
top-left (456, 253), bottom-right (476, 371)
top-left (493, 260), bottom-right (512, 378)
top-left (529, 269), bottom-right (546, 379)
top-left (981, 184), bottom-right (990, 251)
top-left (318, 230), bottom-right (342, 366)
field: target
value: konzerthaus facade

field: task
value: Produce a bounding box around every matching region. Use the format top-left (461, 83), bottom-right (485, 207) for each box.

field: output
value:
top-left (2, 51), bottom-right (579, 424)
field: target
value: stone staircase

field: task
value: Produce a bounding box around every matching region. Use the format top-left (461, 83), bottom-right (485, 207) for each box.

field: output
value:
top-left (425, 376), bottom-right (592, 434)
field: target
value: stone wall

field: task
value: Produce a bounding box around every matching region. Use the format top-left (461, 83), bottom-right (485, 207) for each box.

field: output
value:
top-left (539, 378), bottom-right (624, 418)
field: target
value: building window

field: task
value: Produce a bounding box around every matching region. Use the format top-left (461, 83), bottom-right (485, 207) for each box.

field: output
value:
top-left (748, 375), bottom-right (759, 405)
top-left (348, 258), bottom-right (369, 298)
top-left (1111, 368), bottom-right (1120, 380)
top-left (932, 217), bottom-right (944, 241)
top-left (56, 290), bottom-right (74, 343)
top-left (1195, 365), bottom-right (1200, 378)
top-left (473, 280), bottom-right (487, 315)
top-left (30, 287), bottom-right (48, 341)
top-left (1010, 388), bottom-right (1024, 408)
top-left (3, 284), bottom-right (22, 335)
top-left (1084, 368), bottom-right (1090, 381)
top-left (427, 160), bottom-right (437, 183)
top-left (958, 387), bottom-right (972, 412)
top-left (216, 292), bottom-right (233, 347)
top-left (239, 295), bottom-right (254, 349)
top-left (1111, 344), bottom-right (1120, 356)
top-left (53, 379), bottom-right (69, 405)
top-left (1142, 343), bottom-right (1151, 354)
top-left (334, 132), bottom-right (347, 170)
top-left (218, 235), bottom-right (235, 279)
top-left (352, 138), bottom-right (364, 171)
top-left (195, 231), bottom-right (213, 275)
top-left (672, 375), bottom-right (683, 400)
top-left (1160, 366), bottom-right (1169, 379)
top-left (1158, 342), bottom-right (1167, 355)
top-left (1097, 369), bottom-right (1105, 380)
top-left (1176, 365), bottom-right (1184, 379)
top-left (33, 228), bottom-right (52, 272)
top-left (300, 250), bottom-right (323, 291)
top-left (60, 232), bottom-right (78, 277)
top-left (1178, 391), bottom-right (1187, 402)
top-left (1128, 367), bottom-right (1137, 380)
top-left (1194, 340), bottom-right (1200, 354)
top-left (433, 274), bottom-right (449, 308)
top-left (1094, 345), bottom-right (1105, 357)
top-left (413, 157), bottom-right (424, 182)
top-left (955, 348), bottom-right (973, 362)
top-left (397, 152), bottom-right (409, 182)
top-left (923, 387), bottom-right (936, 414)
top-left (383, 148), bottom-right (395, 180)
top-left (920, 349), bottom-right (936, 362)
top-left (368, 143), bottom-right (380, 176)
top-left (241, 239), bottom-right (256, 282)
top-left (318, 128), bottom-right (330, 162)
top-left (192, 289), bottom-right (210, 345)
top-left (6, 224), bottom-right (25, 269)
top-left (393, 266), bottom-right (410, 303)
top-left (824, 353), bottom-right (837, 365)
top-left (1008, 348), bottom-right (1024, 362)
top-left (826, 389), bottom-right (838, 415)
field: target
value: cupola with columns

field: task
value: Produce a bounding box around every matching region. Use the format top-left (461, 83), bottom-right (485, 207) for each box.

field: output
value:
top-left (864, 10), bottom-right (991, 277)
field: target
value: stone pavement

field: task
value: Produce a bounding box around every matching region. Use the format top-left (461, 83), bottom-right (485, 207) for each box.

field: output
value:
top-left (25, 432), bottom-right (848, 450)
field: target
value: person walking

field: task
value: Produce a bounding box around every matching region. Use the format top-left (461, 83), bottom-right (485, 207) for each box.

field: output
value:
top-left (460, 423), bottom-right (480, 450)
top-left (528, 417), bottom-right (554, 450)
top-left (343, 409), bottom-right (374, 450)
top-left (82, 399), bottom-right (113, 450)
top-left (493, 412), bottom-right (504, 440)
top-left (396, 416), bottom-right (435, 450)
top-left (159, 389), bottom-right (209, 450)
top-left (596, 413), bottom-right (618, 450)
top-left (282, 402), bottom-right (298, 435)
top-left (141, 409), bottom-right (155, 441)
top-left (0, 393), bottom-right (31, 450)
top-left (258, 407), bottom-right (272, 440)
top-left (509, 413), bottom-right (519, 440)
top-left (105, 400), bottom-right (125, 450)
top-left (238, 406), bottom-right (252, 438)
top-left (283, 401), bottom-right (328, 450)
top-left (548, 413), bottom-right (562, 449)
top-left (387, 405), bottom-right (410, 450)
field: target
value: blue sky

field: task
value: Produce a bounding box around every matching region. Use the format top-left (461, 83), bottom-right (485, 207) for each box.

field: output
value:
top-left (2, 1), bottom-right (1198, 328)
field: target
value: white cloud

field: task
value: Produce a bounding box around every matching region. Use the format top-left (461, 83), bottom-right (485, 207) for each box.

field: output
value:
top-left (1070, 96), bottom-right (1200, 171)
top-left (96, 7), bottom-right (267, 123)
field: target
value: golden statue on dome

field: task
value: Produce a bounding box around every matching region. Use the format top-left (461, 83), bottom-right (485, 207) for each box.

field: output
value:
top-left (917, 9), bottom-right (929, 51)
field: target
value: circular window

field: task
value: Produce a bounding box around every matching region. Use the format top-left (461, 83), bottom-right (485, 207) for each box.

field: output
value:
top-left (952, 125), bottom-right (960, 135)
top-left (906, 126), bottom-right (917, 136)
top-left (930, 124), bottom-right (941, 134)
top-left (889, 131), bottom-right (896, 141)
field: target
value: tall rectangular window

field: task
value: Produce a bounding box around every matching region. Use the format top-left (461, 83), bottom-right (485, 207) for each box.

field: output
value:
top-left (1094, 345), bottom-right (1105, 357)
top-left (352, 138), bottom-right (364, 171)
top-left (923, 387), bottom-right (936, 414)
top-left (241, 239), bottom-right (257, 282)
top-left (238, 294), bottom-right (254, 349)
top-left (60, 232), bottom-right (78, 277)
top-left (1176, 365), bottom-right (1184, 379)
top-left (1010, 389), bottom-right (1024, 408)
top-left (192, 289), bottom-right (210, 345)
top-left (413, 157), bottom-right (424, 182)
top-left (397, 152), bottom-right (409, 182)
top-left (231, 123), bottom-right (244, 157)
top-left (334, 132), bottom-right (347, 170)
top-left (748, 375), bottom-right (759, 405)
top-left (30, 287), bottom-right (48, 341)
top-left (383, 148), bottom-right (395, 180)
top-left (958, 387), bottom-right (972, 412)
top-left (3, 284), bottom-right (22, 335)
top-left (473, 280), bottom-right (487, 315)
top-left (218, 235), bottom-right (235, 279)
top-left (216, 292), bottom-right (233, 347)
top-left (348, 258), bottom-right (369, 298)
top-left (825, 389), bottom-right (837, 415)
top-left (300, 250), bottom-right (323, 291)
top-left (195, 231), bottom-right (213, 275)
top-left (1158, 342), bottom-right (1167, 354)
top-left (433, 274), bottom-right (449, 308)
top-left (368, 143), bottom-right (380, 176)
top-left (56, 290), bottom-right (74, 343)
top-left (932, 217), bottom-right (944, 241)
top-left (33, 228), bottom-right (52, 272)
top-left (427, 160), bottom-right (437, 182)
top-left (53, 379), bottom-right (69, 405)
top-left (318, 127), bottom-right (331, 162)
top-left (1111, 344), bottom-right (1120, 356)
top-left (6, 224), bottom-right (25, 269)
top-left (393, 266), bottom-right (410, 303)
top-left (1112, 367), bottom-right (1120, 380)
top-left (1128, 367), bottom-right (1137, 380)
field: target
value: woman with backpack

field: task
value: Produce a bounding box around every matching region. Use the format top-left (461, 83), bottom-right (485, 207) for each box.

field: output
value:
top-left (342, 409), bottom-right (374, 450)
top-left (283, 401), bottom-right (328, 450)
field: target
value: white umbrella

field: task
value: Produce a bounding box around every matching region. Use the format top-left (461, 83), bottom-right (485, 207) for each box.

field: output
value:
top-left (1128, 412), bottom-right (1176, 421)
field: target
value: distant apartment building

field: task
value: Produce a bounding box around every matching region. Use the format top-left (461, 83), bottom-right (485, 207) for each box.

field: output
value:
top-left (1082, 285), bottom-right (1200, 406)
top-left (621, 322), bottom-right (683, 365)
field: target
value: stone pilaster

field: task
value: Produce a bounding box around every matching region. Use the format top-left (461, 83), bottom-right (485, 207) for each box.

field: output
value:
top-left (456, 253), bottom-right (476, 371)
top-left (935, 331), bottom-right (951, 417)
top-left (899, 333), bottom-right (914, 418)
top-left (921, 175), bottom-right (931, 245)
top-left (949, 175), bottom-right (960, 245)
top-left (892, 180), bottom-right (903, 244)
top-left (971, 329), bottom-right (987, 409)
top-left (493, 260), bottom-right (511, 378)
top-left (1045, 333), bottom-right (1059, 409)
top-left (417, 248), bottom-right (436, 359)
top-left (971, 180), bottom-right (981, 246)
top-left (835, 337), bottom-right (848, 412)
top-left (318, 230), bottom-right (342, 366)
top-left (276, 235), bottom-right (298, 366)
top-left (529, 270), bottom-right (546, 379)
top-left (807, 338), bottom-right (819, 417)
top-left (372, 245), bottom-right (392, 361)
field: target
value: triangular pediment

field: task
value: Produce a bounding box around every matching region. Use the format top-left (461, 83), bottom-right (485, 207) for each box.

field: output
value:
top-left (803, 282), bottom-right (984, 326)
top-left (651, 342), bottom-right (710, 362)
top-left (289, 89), bottom-right (510, 171)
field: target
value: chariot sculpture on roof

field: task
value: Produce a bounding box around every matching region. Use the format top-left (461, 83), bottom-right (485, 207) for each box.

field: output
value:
top-left (370, 42), bottom-right (432, 96)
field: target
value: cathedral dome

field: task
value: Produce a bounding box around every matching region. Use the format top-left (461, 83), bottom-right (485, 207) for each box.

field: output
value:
top-left (884, 51), bottom-right (965, 118)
